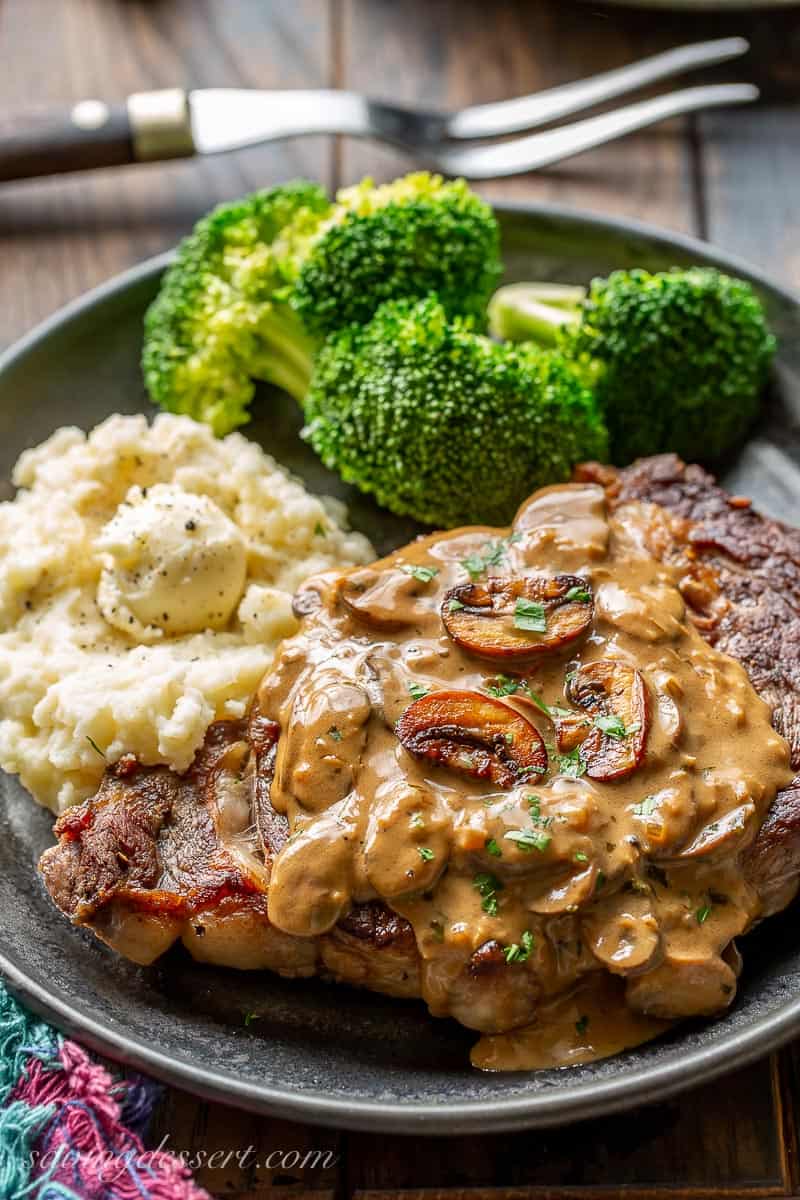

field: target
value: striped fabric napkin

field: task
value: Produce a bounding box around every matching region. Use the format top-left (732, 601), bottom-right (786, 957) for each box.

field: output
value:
top-left (0, 980), bottom-right (209, 1200)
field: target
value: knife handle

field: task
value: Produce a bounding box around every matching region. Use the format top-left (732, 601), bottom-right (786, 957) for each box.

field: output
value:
top-left (0, 90), bottom-right (195, 183)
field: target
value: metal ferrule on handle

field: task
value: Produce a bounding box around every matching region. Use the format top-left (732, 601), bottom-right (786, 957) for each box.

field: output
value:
top-left (127, 89), bottom-right (195, 161)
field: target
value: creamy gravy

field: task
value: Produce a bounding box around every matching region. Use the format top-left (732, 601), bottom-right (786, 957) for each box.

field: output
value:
top-left (257, 483), bottom-right (793, 1069)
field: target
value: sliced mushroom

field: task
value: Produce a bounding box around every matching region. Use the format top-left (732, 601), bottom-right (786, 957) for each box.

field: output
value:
top-left (552, 712), bottom-right (591, 752)
top-left (582, 892), bottom-right (662, 976)
top-left (441, 574), bottom-right (593, 662)
top-left (272, 671), bottom-right (371, 815)
top-left (340, 566), bottom-right (432, 631)
top-left (560, 660), bottom-right (648, 781)
top-left (396, 690), bottom-right (547, 789)
top-left (668, 803), bottom-right (754, 861)
top-left (527, 862), bottom-right (597, 915)
top-left (363, 782), bottom-right (450, 899)
top-left (267, 801), bottom-right (357, 938)
top-left (292, 581), bottom-right (325, 619)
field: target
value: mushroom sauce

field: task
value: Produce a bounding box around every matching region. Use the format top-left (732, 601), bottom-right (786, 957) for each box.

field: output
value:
top-left (257, 483), bottom-right (793, 1070)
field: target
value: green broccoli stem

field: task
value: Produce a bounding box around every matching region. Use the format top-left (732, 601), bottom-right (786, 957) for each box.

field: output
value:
top-left (488, 282), bottom-right (586, 347)
top-left (251, 301), bottom-right (319, 404)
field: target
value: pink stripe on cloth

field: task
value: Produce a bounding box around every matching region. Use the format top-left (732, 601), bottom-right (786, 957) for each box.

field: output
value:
top-left (11, 1041), bottom-right (209, 1200)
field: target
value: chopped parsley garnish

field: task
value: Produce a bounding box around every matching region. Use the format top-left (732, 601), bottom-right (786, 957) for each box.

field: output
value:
top-left (429, 919), bottom-right (445, 942)
top-left (402, 564), bottom-right (439, 584)
top-left (505, 828), bottom-right (552, 853)
top-left (447, 597), bottom-right (465, 612)
top-left (633, 795), bottom-right (659, 818)
top-left (527, 796), bottom-right (553, 829)
top-left (461, 552), bottom-right (487, 581)
top-left (473, 872), bottom-right (504, 916)
top-left (525, 687), bottom-right (569, 719)
top-left (595, 715), bottom-right (641, 739)
top-left (460, 535), bottom-right (519, 581)
top-left (595, 714), bottom-right (626, 738)
top-left (486, 674), bottom-right (522, 698)
top-left (485, 837), bottom-right (502, 858)
top-left (574, 851), bottom-right (589, 863)
top-left (85, 735), bottom-right (106, 760)
top-left (565, 585), bottom-right (592, 603)
top-left (482, 541), bottom-right (509, 568)
top-left (418, 846), bottom-right (435, 862)
top-left (547, 744), bottom-right (587, 778)
top-left (517, 763), bottom-right (548, 779)
top-left (575, 1015), bottom-right (590, 1036)
top-left (313, 521), bottom-right (327, 537)
top-left (504, 930), bottom-right (535, 964)
top-left (243, 1011), bottom-right (258, 1027)
top-left (410, 813), bottom-right (425, 830)
top-left (484, 676), bottom-right (569, 719)
top-left (526, 688), bottom-right (550, 715)
top-left (327, 725), bottom-right (343, 742)
top-left (596, 871), bottom-right (607, 891)
top-left (696, 903), bottom-right (712, 925)
top-left (513, 597), bottom-right (547, 633)
top-left (408, 681), bottom-right (430, 701)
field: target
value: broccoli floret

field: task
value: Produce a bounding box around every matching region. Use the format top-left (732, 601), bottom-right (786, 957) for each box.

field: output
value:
top-left (142, 181), bottom-right (331, 434)
top-left (143, 173), bottom-right (502, 435)
top-left (291, 173), bottom-right (502, 336)
top-left (489, 268), bottom-right (776, 464)
top-left (302, 297), bottom-right (608, 528)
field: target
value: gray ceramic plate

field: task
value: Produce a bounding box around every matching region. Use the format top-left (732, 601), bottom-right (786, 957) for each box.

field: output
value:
top-left (1, 204), bottom-right (800, 1134)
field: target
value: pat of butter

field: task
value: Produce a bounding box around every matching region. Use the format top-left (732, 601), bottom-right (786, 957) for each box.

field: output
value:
top-left (96, 483), bottom-right (247, 641)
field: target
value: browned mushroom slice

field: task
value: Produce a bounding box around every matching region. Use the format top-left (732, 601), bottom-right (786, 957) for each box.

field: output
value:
top-left (551, 712), bottom-right (591, 752)
top-left (527, 862), bottom-right (597, 915)
top-left (561, 661), bottom-right (648, 781)
top-left (582, 892), bottom-right (662, 976)
top-left (441, 574), bottom-right (593, 662)
top-left (396, 691), bottom-right (547, 789)
top-left (340, 565), bottom-right (432, 631)
top-left (668, 804), bottom-right (754, 861)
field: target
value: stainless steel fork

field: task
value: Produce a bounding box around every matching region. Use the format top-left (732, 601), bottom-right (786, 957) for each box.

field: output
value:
top-left (0, 38), bottom-right (756, 183)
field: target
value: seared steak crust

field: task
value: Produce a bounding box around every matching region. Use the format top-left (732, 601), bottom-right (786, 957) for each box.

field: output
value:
top-left (40, 713), bottom-right (420, 987)
top-left (337, 900), bottom-right (417, 950)
top-left (576, 454), bottom-right (800, 915)
top-left (43, 770), bottom-right (175, 921)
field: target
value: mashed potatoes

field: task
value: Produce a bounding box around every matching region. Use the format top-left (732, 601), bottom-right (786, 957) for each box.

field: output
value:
top-left (0, 413), bottom-right (373, 812)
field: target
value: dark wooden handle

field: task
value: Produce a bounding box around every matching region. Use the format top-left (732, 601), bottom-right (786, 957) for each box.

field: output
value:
top-left (0, 103), bottom-right (135, 182)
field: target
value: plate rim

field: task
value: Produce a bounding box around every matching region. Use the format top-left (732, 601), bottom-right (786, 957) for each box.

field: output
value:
top-left (2, 199), bottom-right (800, 1134)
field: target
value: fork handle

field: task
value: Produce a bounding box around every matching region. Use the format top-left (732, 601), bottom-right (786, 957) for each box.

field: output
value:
top-left (0, 90), bottom-right (195, 182)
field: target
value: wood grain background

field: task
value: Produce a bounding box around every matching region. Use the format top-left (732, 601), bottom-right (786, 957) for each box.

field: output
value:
top-left (2, 1), bottom-right (800, 1196)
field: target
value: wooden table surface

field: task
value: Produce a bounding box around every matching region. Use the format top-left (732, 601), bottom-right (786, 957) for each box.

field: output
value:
top-left (2, 1), bottom-right (800, 1196)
